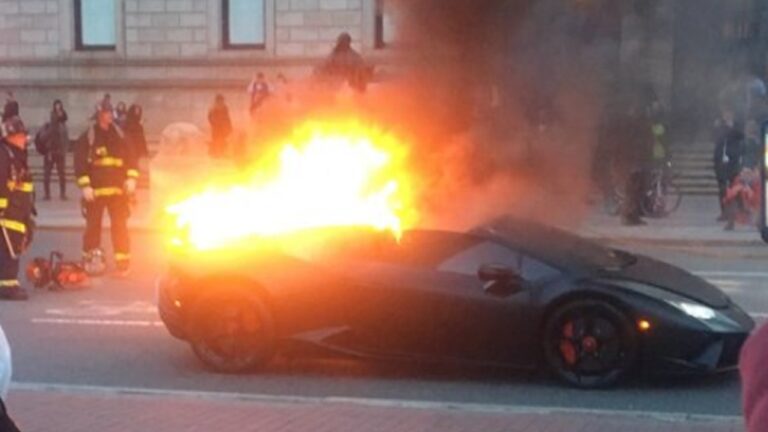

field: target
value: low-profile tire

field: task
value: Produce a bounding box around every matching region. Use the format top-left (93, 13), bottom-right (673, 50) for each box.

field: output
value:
top-left (543, 300), bottom-right (638, 389)
top-left (188, 287), bottom-right (275, 374)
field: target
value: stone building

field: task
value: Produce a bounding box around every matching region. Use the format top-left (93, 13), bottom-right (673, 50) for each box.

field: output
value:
top-left (0, 0), bottom-right (391, 136)
top-left (0, 0), bottom-right (766, 142)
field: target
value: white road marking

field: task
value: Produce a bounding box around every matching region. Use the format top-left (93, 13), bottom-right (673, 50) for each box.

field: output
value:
top-left (45, 300), bottom-right (156, 317)
top-left (31, 318), bottom-right (164, 328)
top-left (9, 381), bottom-right (742, 424)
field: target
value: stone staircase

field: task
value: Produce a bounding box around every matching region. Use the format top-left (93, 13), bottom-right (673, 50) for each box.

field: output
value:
top-left (670, 147), bottom-right (718, 196)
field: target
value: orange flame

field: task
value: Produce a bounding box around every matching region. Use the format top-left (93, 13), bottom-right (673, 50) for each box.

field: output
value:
top-left (165, 119), bottom-right (417, 251)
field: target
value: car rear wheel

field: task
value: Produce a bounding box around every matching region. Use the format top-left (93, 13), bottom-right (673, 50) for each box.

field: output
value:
top-left (188, 289), bottom-right (275, 373)
top-left (543, 300), bottom-right (638, 389)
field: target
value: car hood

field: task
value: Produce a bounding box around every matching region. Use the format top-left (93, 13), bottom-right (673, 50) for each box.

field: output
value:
top-left (599, 254), bottom-right (730, 309)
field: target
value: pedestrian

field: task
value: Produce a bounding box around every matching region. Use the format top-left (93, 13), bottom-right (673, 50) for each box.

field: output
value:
top-left (712, 108), bottom-right (743, 221)
top-left (615, 103), bottom-right (654, 226)
top-left (723, 167), bottom-right (761, 230)
top-left (43, 99), bottom-right (69, 201)
top-left (124, 104), bottom-right (148, 160)
top-left (74, 101), bottom-right (138, 276)
top-left (247, 72), bottom-right (270, 117)
top-left (316, 32), bottom-right (371, 92)
top-left (208, 94), bottom-right (232, 158)
top-left (114, 101), bottom-right (128, 129)
top-left (740, 322), bottom-right (768, 431)
top-left (2, 92), bottom-right (18, 122)
top-left (0, 116), bottom-right (34, 301)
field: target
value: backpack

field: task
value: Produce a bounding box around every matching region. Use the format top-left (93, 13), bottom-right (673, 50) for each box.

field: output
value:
top-left (34, 123), bottom-right (50, 156)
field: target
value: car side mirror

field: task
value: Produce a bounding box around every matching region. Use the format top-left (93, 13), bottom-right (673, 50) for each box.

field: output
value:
top-left (478, 264), bottom-right (525, 297)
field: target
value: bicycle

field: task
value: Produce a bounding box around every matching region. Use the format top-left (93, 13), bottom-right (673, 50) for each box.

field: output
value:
top-left (601, 162), bottom-right (683, 218)
top-left (641, 162), bottom-right (683, 218)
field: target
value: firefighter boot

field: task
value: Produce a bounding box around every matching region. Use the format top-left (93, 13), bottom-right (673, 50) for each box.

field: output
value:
top-left (83, 249), bottom-right (107, 276)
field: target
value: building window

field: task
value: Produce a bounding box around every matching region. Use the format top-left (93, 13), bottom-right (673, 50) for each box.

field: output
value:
top-left (375, 0), bottom-right (395, 49)
top-left (223, 0), bottom-right (266, 49)
top-left (74, 0), bottom-right (116, 50)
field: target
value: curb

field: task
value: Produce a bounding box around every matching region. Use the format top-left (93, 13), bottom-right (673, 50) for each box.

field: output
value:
top-left (588, 236), bottom-right (766, 248)
top-left (36, 224), bottom-right (160, 234)
top-left (35, 224), bottom-right (766, 247)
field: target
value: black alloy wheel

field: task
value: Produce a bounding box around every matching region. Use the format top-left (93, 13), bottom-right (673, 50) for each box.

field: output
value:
top-left (189, 289), bottom-right (275, 373)
top-left (543, 300), bottom-right (638, 389)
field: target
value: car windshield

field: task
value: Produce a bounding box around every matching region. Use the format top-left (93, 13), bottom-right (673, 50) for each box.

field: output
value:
top-left (477, 218), bottom-right (637, 271)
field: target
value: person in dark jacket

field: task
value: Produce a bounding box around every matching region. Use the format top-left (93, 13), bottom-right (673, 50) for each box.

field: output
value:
top-left (315, 33), bottom-right (371, 92)
top-left (0, 116), bottom-right (34, 301)
top-left (713, 108), bottom-right (744, 221)
top-left (74, 101), bottom-right (138, 276)
top-left (124, 104), bottom-right (148, 160)
top-left (2, 92), bottom-right (18, 123)
top-left (615, 104), bottom-right (654, 225)
top-left (43, 99), bottom-right (69, 200)
top-left (208, 94), bottom-right (232, 158)
top-left (741, 322), bottom-right (768, 431)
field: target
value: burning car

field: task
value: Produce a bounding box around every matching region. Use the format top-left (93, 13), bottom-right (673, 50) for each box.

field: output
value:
top-left (157, 218), bottom-right (754, 389)
top-left (155, 117), bottom-right (753, 389)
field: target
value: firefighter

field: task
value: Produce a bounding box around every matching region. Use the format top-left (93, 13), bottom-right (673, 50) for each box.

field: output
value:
top-left (0, 116), bottom-right (34, 300)
top-left (75, 101), bottom-right (138, 276)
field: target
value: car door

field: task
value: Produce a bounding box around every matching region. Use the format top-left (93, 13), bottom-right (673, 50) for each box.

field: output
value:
top-left (339, 231), bottom-right (479, 358)
top-left (342, 231), bottom-right (557, 366)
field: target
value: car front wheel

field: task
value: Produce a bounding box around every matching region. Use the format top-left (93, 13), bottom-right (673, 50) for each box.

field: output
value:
top-left (543, 300), bottom-right (638, 389)
top-left (188, 288), bottom-right (275, 373)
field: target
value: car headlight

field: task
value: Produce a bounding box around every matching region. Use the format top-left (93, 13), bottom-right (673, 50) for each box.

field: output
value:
top-left (672, 301), bottom-right (717, 320)
top-left (598, 279), bottom-right (742, 332)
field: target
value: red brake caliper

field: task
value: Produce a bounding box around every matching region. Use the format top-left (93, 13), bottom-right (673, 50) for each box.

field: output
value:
top-left (559, 321), bottom-right (577, 365)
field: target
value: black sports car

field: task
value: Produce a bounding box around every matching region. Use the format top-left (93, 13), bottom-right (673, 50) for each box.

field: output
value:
top-left (157, 218), bottom-right (754, 388)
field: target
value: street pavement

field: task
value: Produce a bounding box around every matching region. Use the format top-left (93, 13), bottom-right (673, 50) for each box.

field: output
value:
top-left (0, 230), bottom-right (764, 431)
top-left (580, 195), bottom-right (764, 246)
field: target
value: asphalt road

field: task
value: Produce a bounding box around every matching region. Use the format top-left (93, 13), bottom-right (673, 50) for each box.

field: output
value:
top-left (1, 231), bottom-right (766, 420)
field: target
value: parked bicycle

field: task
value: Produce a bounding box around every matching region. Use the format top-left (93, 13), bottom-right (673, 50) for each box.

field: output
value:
top-left (602, 161), bottom-right (683, 218)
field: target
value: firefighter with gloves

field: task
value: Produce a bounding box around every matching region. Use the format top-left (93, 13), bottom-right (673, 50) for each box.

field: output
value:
top-left (75, 101), bottom-right (138, 276)
top-left (0, 116), bottom-right (34, 301)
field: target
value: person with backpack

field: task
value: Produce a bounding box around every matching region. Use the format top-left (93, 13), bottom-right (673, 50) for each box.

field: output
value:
top-left (0, 116), bottom-right (35, 301)
top-left (74, 101), bottom-right (138, 277)
top-left (40, 99), bottom-right (69, 200)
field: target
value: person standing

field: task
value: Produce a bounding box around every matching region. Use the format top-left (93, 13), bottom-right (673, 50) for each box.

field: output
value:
top-left (113, 101), bottom-right (128, 129)
top-left (43, 99), bottom-right (69, 201)
top-left (124, 104), bottom-right (148, 160)
top-left (247, 73), bottom-right (270, 117)
top-left (0, 117), bottom-right (34, 300)
top-left (713, 108), bottom-right (743, 221)
top-left (616, 104), bottom-right (654, 226)
top-left (2, 92), bottom-right (18, 122)
top-left (208, 94), bottom-right (232, 158)
top-left (74, 101), bottom-right (138, 276)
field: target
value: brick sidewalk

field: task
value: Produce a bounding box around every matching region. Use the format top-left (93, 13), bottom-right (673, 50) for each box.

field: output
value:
top-left (5, 389), bottom-right (744, 432)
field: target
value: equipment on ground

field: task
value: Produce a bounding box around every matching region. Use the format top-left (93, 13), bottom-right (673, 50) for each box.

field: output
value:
top-left (25, 251), bottom-right (89, 290)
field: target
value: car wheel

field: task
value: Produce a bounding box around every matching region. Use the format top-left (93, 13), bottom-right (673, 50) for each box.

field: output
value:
top-left (188, 289), bottom-right (275, 373)
top-left (543, 300), bottom-right (638, 389)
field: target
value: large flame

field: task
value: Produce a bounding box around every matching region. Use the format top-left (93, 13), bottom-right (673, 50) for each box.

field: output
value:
top-left (165, 119), bottom-right (417, 251)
